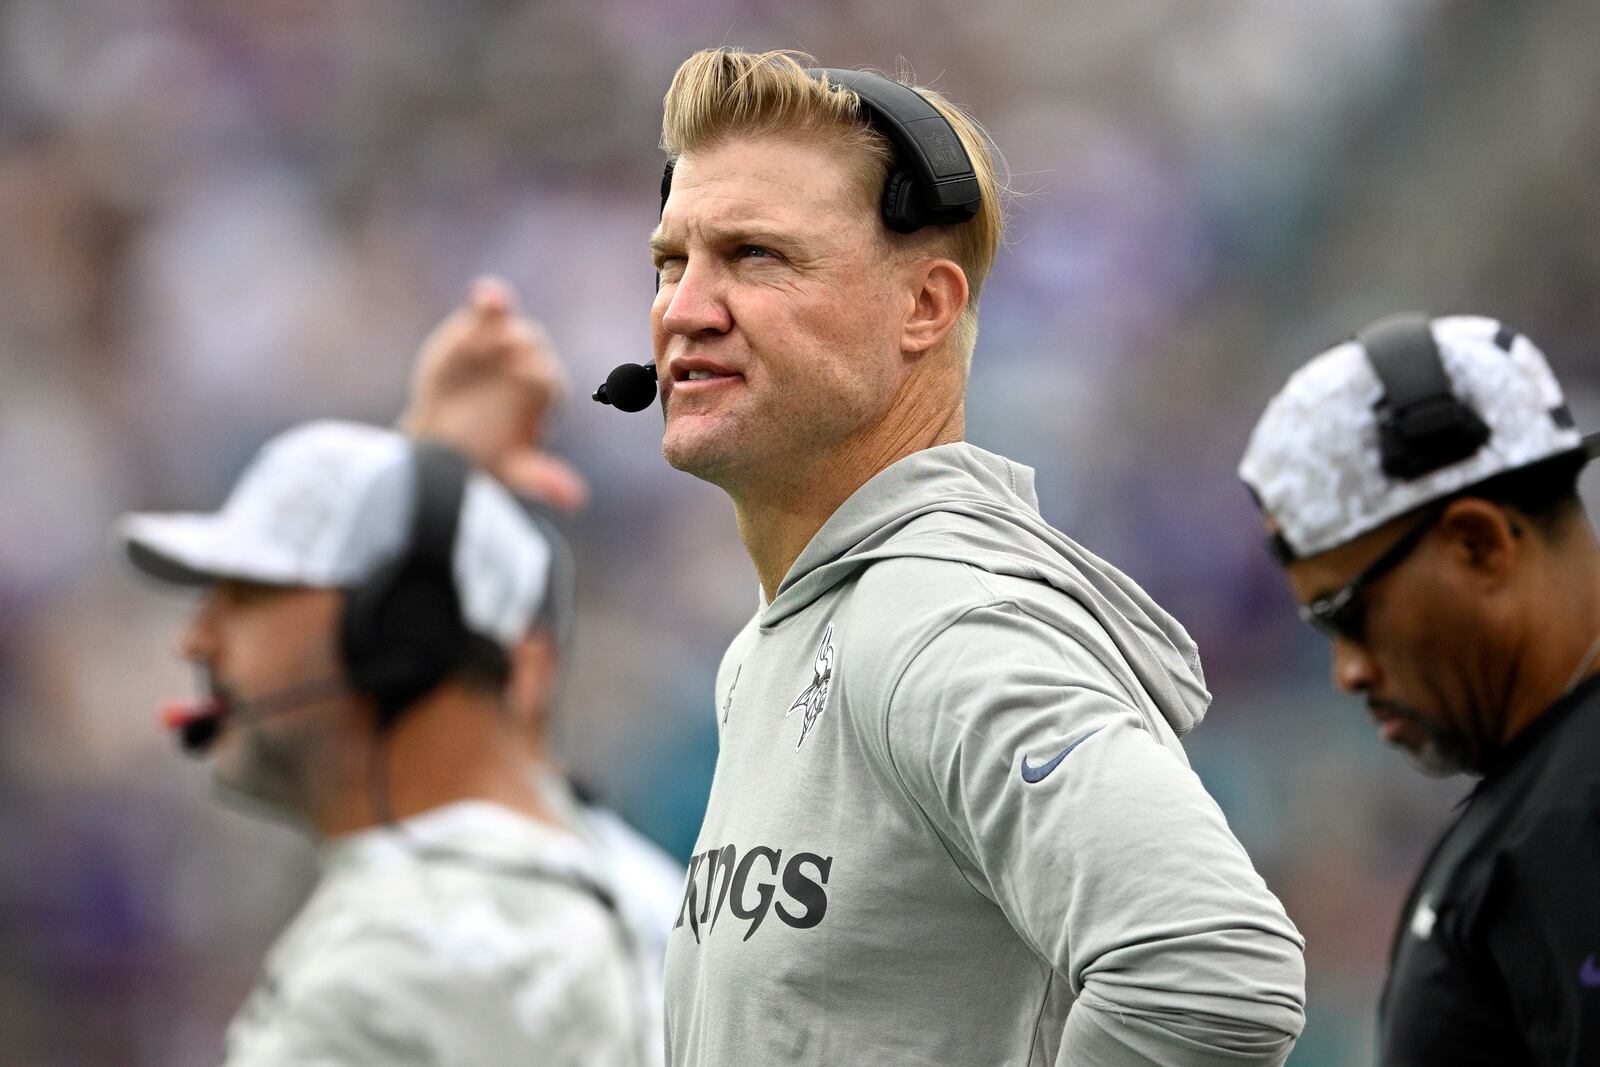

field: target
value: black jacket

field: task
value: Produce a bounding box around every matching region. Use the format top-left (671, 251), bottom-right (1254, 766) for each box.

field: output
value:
top-left (1380, 672), bottom-right (1600, 1065)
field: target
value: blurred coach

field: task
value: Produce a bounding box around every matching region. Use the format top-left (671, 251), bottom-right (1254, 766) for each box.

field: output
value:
top-left (1241, 313), bottom-right (1600, 1064)
top-left (117, 301), bottom-right (648, 1063)
top-left (589, 48), bottom-right (1307, 1066)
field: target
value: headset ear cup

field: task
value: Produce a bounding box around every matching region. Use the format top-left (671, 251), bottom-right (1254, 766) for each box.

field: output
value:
top-left (341, 439), bottom-right (473, 728)
top-left (341, 563), bottom-right (392, 689)
top-left (341, 564), bottom-right (465, 727)
top-left (1361, 313), bottom-right (1493, 480)
top-left (880, 169), bottom-right (924, 234)
top-left (341, 563), bottom-right (403, 722)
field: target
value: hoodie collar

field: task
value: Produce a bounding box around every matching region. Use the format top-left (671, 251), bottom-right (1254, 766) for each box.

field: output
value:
top-left (758, 442), bottom-right (1210, 736)
top-left (767, 443), bottom-right (1034, 620)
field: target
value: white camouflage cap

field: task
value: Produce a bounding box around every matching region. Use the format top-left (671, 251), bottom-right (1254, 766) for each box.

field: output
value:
top-left (1240, 314), bottom-right (1600, 560)
top-left (116, 420), bottom-right (553, 652)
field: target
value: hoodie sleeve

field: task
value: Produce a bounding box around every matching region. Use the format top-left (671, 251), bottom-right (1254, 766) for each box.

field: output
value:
top-left (883, 598), bottom-right (1306, 1067)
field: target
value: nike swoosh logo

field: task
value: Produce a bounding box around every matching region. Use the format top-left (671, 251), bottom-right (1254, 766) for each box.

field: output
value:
top-left (1019, 726), bottom-right (1105, 783)
top-left (1581, 954), bottom-right (1600, 988)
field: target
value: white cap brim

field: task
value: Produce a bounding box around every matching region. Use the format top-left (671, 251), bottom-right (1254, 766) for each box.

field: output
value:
top-left (118, 511), bottom-right (326, 588)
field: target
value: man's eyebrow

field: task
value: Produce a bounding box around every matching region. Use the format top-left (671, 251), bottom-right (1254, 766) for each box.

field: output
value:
top-left (648, 224), bottom-right (811, 258)
top-left (647, 230), bottom-right (677, 258)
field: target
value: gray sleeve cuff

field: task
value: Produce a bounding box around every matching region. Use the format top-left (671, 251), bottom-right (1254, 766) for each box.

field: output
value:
top-left (1058, 995), bottom-right (1301, 1067)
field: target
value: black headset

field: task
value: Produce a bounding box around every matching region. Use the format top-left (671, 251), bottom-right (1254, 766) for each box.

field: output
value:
top-left (340, 439), bottom-right (480, 728)
top-left (657, 66), bottom-right (981, 235)
top-left (1359, 312), bottom-right (1493, 481)
top-left (1262, 314), bottom-right (1504, 565)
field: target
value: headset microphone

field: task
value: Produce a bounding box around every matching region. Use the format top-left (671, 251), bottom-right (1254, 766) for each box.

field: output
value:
top-left (159, 675), bottom-right (352, 757)
top-left (591, 362), bottom-right (658, 413)
top-left (162, 700), bottom-right (224, 754)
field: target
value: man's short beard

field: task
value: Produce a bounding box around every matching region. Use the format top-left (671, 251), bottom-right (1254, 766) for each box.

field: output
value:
top-left (213, 723), bottom-right (309, 821)
top-left (1382, 700), bottom-right (1478, 778)
top-left (1403, 733), bottom-right (1474, 778)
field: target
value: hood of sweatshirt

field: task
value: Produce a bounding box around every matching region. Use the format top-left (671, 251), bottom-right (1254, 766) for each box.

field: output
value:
top-left (762, 443), bottom-right (1210, 736)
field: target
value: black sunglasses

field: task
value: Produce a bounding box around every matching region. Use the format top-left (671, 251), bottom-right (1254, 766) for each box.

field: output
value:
top-left (1299, 506), bottom-right (1444, 643)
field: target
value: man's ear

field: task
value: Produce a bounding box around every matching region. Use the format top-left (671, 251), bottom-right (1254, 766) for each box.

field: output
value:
top-left (505, 631), bottom-right (561, 745)
top-left (1438, 498), bottom-right (1521, 586)
top-left (901, 258), bottom-right (968, 356)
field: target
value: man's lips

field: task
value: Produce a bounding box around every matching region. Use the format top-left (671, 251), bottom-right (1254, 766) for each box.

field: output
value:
top-left (663, 357), bottom-right (743, 401)
top-left (667, 355), bottom-right (740, 381)
top-left (669, 372), bottom-right (743, 396)
top-left (1369, 701), bottom-right (1419, 745)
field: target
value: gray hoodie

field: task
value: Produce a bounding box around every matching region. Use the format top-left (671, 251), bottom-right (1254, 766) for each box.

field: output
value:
top-left (662, 443), bottom-right (1306, 1066)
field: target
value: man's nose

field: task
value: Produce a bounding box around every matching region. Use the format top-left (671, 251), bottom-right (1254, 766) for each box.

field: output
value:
top-left (178, 590), bottom-right (221, 663)
top-left (659, 259), bottom-right (732, 337)
top-left (1330, 638), bottom-right (1377, 695)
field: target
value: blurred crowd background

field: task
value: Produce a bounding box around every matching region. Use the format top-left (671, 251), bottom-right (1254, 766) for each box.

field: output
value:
top-left (2, 1), bottom-right (1598, 1064)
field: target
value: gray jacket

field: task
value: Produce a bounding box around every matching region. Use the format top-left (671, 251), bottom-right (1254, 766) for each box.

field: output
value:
top-left (663, 443), bottom-right (1305, 1066)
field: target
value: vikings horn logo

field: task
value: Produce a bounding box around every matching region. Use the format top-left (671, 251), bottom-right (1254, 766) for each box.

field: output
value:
top-left (786, 622), bottom-right (835, 749)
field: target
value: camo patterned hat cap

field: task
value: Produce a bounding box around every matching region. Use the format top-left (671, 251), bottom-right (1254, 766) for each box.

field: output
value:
top-left (1240, 314), bottom-right (1600, 561)
top-left (116, 420), bottom-right (559, 651)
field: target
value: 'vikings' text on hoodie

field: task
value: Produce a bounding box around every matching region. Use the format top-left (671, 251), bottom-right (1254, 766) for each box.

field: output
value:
top-left (663, 444), bottom-right (1307, 1067)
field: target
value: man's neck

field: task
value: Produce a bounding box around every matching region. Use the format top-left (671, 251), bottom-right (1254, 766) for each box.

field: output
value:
top-left (313, 686), bottom-right (555, 838)
top-left (1500, 534), bottom-right (1600, 746)
top-left (733, 394), bottom-right (963, 601)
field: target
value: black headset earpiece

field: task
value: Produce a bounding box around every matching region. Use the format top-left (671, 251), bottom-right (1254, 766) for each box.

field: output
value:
top-left (659, 157), bottom-right (676, 217)
top-left (804, 67), bottom-right (981, 234)
top-left (341, 440), bottom-right (472, 728)
top-left (1359, 312), bottom-right (1491, 481)
top-left (880, 170), bottom-right (919, 235)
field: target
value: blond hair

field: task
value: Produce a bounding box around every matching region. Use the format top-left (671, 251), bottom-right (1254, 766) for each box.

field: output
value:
top-left (661, 48), bottom-right (1004, 367)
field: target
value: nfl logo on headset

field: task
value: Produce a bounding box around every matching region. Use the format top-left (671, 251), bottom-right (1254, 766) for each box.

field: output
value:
top-left (926, 129), bottom-right (962, 171)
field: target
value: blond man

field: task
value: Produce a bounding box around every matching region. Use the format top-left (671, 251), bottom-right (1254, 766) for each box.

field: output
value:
top-left (613, 49), bottom-right (1306, 1066)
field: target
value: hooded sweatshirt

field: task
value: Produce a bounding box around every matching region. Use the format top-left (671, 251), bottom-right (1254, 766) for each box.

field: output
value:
top-left (662, 443), bottom-right (1306, 1067)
